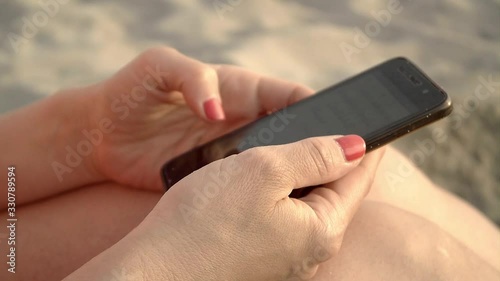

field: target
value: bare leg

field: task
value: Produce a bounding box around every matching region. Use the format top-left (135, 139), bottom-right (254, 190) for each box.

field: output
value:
top-left (1, 147), bottom-right (498, 280)
top-left (0, 183), bottom-right (162, 281)
top-left (313, 201), bottom-right (499, 281)
top-left (366, 146), bottom-right (500, 270)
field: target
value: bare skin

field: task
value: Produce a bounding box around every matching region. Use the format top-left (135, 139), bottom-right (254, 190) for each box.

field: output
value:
top-left (0, 48), bottom-right (498, 280)
top-left (0, 148), bottom-right (498, 280)
top-left (366, 147), bottom-right (500, 270)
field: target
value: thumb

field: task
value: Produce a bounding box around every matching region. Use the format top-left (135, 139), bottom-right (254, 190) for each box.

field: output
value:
top-left (239, 135), bottom-right (366, 198)
top-left (107, 47), bottom-right (225, 121)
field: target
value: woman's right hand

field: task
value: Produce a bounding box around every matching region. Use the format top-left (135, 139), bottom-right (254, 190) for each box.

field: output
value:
top-left (66, 135), bottom-right (384, 281)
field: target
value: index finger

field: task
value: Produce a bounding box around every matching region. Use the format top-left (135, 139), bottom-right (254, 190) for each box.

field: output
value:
top-left (212, 64), bottom-right (315, 119)
top-left (107, 47), bottom-right (224, 121)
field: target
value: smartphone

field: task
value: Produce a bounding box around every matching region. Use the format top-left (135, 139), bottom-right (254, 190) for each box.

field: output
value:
top-left (161, 57), bottom-right (452, 194)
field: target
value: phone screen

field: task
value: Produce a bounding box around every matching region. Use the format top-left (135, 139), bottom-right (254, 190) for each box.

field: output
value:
top-left (238, 72), bottom-right (418, 151)
top-left (162, 58), bottom-right (451, 189)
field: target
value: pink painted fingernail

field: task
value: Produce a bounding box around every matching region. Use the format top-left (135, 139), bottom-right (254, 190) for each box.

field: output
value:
top-left (203, 98), bottom-right (225, 121)
top-left (335, 135), bottom-right (366, 162)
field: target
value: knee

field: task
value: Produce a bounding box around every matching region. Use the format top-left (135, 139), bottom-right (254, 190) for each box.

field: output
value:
top-left (313, 201), bottom-right (446, 280)
top-left (346, 201), bottom-right (443, 260)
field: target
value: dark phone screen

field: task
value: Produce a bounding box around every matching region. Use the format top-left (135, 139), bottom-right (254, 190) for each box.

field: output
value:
top-left (237, 72), bottom-right (417, 151)
top-left (162, 58), bottom-right (449, 189)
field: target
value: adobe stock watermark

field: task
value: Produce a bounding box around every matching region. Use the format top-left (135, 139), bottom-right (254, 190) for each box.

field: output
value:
top-left (213, 0), bottom-right (243, 20)
top-left (384, 74), bottom-right (499, 187)
top-left (7, 0), bottom-right (70, 54)
top-left (237, 109), bottom-right (297, 150)
top-left (178, 157), bottom-right (244, 224)
top-left (339, 0), bottom-right (412, 62)
top-left (51, 65), bottom-right (167, 182)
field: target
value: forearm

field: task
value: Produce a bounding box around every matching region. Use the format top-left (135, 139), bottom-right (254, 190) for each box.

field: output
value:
top-left (0, 86), bottom-right (103, 208)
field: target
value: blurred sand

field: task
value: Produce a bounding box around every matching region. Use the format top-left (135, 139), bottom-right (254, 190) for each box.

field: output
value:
top-left (0, 0), bottom-right (499, 223)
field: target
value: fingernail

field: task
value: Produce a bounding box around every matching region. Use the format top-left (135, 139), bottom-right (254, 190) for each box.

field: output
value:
top-left (335, 135), bottom-right (366, 162)
top-left (203, 98), bottom-right (225, 121)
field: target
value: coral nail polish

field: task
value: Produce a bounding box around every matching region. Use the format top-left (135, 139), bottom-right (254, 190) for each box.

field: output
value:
top-left (335, 135), bottom-right (366, 162)
top-left (203, 98), bottom-right (225, 121)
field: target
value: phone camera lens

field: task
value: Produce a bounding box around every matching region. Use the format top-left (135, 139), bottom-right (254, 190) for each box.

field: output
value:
top-left (409, 75), bottom-right (422, 86)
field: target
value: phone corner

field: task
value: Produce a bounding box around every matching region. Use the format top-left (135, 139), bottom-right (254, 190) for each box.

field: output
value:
top-left (391, 56), bottom-right (412, 64)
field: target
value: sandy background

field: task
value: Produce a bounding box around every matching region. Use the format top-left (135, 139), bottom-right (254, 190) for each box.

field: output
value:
top-left (0, 0), bottom-right (499, 224)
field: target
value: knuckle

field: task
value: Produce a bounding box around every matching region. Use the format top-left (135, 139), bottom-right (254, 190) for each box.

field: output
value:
top-left (311, 220), bottom-right (344, 260)
top-left (303, 138), bottom-right (337, 178)
top-left (143, 46), bottom-right (178, 59)
top-left (286, 83), bottom-right (312, 105)
top-left (137, 47), bottom-right (179, 70)
top-left (191, 66), bottom-right (218, 83)
top-left (290, 83), bottom-right (308, 95)
top-left (238, 147), bottom-right (282, 179)
top-left (326, 225), bottom-right (345, 254)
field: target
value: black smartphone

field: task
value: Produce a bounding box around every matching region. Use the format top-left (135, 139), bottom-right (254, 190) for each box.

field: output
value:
top-left (161, 57), bottom-right (452, 193)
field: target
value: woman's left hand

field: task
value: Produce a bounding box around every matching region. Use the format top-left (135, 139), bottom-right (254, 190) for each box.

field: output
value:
top-left (85, 47), bottom-right (313, 190)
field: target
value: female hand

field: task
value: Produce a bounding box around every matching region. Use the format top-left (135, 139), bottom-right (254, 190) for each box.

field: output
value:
top-left (66, 135), bottom-right (385, 281)
top-left (84, 47), bottom-right (313, 190)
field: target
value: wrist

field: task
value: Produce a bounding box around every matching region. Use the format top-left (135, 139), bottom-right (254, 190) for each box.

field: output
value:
top-left (127, 218), bottom-right (198, 281)
top-left (132, 212), bottom-right (246, 281)
top-left (0, 85), bottom-right (106, 206)
top-left (47, 85), bottom-right (105, 184)
top-left (65, 223), bottom-right (190, 281)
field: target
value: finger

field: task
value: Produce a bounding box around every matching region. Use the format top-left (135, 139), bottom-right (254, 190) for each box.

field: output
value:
top-left (240, 135), bottom-right (366, 198)
top-left (331, 147), bottom-right (385, 219)
top-left (212, 65), bottom-right (314, 119)
top-left (111, 47), bottom-right (224, 121)
top-left (303, 147), bottom-right (386, 225)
